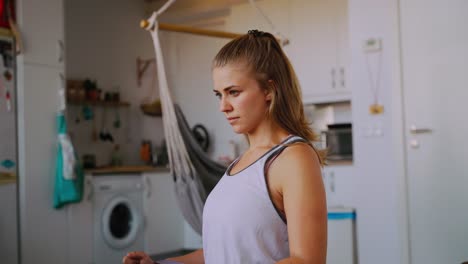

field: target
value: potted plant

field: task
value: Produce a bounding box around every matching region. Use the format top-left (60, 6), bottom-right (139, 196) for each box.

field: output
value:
top-left (83, 79), bottom-right (98, 101)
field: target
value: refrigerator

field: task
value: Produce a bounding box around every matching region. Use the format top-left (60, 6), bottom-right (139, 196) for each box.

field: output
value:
top-left (0, 34), bottom-right (19, 264)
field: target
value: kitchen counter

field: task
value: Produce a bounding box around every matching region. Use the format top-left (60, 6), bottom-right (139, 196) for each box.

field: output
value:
top-left (85, 165), bottom-right (170, 175)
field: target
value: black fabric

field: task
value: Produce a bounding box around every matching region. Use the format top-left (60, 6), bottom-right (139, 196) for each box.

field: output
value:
top-left (174, 104), bottom-right (227, 196)
top-left (263, 136), bottom-right (310, 224)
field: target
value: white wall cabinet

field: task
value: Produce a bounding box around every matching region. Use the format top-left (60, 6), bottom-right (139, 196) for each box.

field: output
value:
top-left (289, 0), bottom-right (350, 104)
top-left (224, 0), bottom-right (350, 106)
top-left (17, 0), bottom-right (65, 67)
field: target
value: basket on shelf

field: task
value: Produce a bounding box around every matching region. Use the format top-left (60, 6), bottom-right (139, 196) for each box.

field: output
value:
top-left (140, 99), bottom-right (162, 117)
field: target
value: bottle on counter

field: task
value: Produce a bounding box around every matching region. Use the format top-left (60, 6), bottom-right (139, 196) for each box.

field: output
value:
top-left (110, 144), bottom-right (123, 166)
top-left (140, 140), bottom-right (152, 165)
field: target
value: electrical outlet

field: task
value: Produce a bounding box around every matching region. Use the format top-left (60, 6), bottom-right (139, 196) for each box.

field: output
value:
top-left (363, 38), bottom-right (382, 53)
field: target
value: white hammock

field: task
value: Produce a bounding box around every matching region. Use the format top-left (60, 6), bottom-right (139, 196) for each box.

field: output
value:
top-left (144, 3), bottom-right (206, 234)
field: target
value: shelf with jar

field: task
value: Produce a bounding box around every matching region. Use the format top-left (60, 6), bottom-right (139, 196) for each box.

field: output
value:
top-left (66, 79), bottom-right (130, 107)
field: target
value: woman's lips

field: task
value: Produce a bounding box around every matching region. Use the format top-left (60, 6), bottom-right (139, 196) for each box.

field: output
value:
top-left (227, 117), bottom-right (239, 124)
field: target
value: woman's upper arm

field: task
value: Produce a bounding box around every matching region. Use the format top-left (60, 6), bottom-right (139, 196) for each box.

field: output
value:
top-left (271, 144), bottom-right (327, 263)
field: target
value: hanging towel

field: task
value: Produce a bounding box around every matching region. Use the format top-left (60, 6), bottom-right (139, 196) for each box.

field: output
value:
top-left (53, 112), bottom-right (84, 209)
top-left (58, 133), bottom-right (76, 180)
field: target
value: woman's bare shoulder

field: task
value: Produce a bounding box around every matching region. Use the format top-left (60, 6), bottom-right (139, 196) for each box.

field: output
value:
top-left (269, 142), bottom-right (322, 184)
top-left (281, 142), bottom-right (320, 167)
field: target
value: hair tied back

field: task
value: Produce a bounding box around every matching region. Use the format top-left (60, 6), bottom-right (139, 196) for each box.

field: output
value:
top-left (247, 29), bottom-right (266, 37)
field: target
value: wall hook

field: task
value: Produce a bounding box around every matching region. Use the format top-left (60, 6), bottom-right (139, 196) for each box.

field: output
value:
top-left (137, 56), bottom-right (155, 87)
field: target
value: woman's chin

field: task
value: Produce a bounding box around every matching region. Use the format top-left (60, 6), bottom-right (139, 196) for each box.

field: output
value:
top-left (232, 128), bottom-right (244, 134)
top-left (231, 125), bottom-right (246, 134)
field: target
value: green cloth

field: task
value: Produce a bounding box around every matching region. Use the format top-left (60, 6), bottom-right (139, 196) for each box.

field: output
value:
top-left (53, 113), bottom-right (84, 209)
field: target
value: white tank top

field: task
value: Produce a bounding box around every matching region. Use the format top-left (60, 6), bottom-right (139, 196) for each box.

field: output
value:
top-left (202, 135), bottom-right (307, 264)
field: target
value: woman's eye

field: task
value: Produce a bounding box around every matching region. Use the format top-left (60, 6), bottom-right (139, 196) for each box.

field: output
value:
top-left (214, 93), bottom-right (222, 99)
top-left (229, 90), bottom-right (239, 96)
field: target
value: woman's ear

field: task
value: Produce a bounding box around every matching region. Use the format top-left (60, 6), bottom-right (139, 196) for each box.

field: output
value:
top-left (265, 80), bottom-right (274, 101)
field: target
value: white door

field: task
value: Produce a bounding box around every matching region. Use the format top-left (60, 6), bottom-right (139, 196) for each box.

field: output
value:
top-left (399, 1), bottom-right (468, 263)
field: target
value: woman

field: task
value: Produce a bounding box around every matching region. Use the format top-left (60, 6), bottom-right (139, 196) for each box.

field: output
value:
top-left (124, 30), bottom-right (327, 264)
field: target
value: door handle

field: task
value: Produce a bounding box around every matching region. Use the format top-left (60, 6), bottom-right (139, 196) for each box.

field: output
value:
top-left (410, 125), bottom-right (433, 134)
top-left (331, 68), bottom-right (336, 89)
top-left (58, 40), bottom-right (64, 63)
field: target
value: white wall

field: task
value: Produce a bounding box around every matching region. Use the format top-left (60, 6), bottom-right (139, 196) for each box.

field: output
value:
top-left (65, 0), bottom-right (165, 167)
top-left (348, 0), bottom-right (408, 263)
top-left (159, 29), bottom-right (238, 161)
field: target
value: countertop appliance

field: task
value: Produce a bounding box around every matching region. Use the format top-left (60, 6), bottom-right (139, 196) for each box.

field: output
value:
top-left (322, 123), bottom-right (353, 161)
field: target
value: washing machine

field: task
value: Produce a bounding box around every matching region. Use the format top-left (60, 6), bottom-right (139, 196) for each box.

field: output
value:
top-left (93, 175), bottom-right (146, 264)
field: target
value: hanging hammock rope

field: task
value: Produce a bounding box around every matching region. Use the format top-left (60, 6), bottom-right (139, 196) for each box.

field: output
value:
top-left (142, 8), bottom-right (207, 234)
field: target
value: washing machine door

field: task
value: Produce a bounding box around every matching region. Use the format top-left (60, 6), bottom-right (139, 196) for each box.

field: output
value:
top-left (101, 195), bottom-right (142, 249)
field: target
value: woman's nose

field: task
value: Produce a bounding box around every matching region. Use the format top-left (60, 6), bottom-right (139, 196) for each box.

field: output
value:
top-left (219, 97), bottom-right (232, 112)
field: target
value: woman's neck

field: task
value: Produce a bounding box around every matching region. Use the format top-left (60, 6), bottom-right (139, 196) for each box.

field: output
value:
top-left (246, 122), bottom-right (290, 149)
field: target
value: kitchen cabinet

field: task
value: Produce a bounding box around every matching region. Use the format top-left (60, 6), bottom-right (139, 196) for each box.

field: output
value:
top-left (17, 0), bottom-right (65, 68)
top-left (143, 172), bottom-right (185, 255)
top-left (322, 164), bottom-right (356, 207)
top-left (68, 175), bottom-right (93, 264)
top-left (289, 0), bottom-right (350, 104)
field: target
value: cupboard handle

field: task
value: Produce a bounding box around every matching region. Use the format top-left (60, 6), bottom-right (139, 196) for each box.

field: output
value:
top-left (340, 67), bottom-right (345, 88)
top-left (86, 178), bottom-right (94, 201)
top-left (329, 171), bottom-right (335, 193)
top-left (410, 125), bottom-right (433, 134)
top-left (58, 40), bottom-right (64, 63)
top-left (331, 68), bottom-right (336, 88)
top-left (144, 175), bottom-right (152, 198)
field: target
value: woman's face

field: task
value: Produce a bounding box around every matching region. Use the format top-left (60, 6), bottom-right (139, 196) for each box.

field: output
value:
top-left (212, 63), bottom-right (271, 134)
